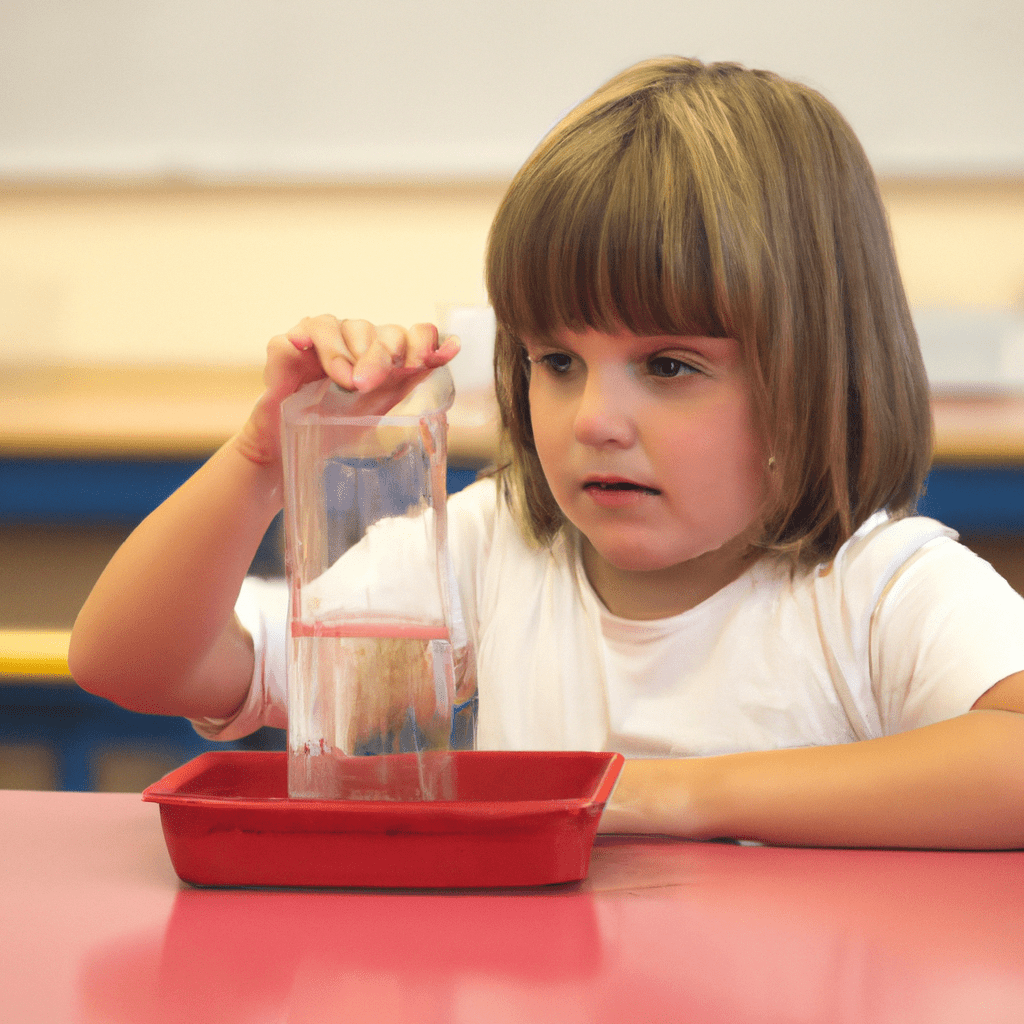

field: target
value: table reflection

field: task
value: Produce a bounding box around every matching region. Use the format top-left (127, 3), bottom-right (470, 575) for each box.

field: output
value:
top-left (77, 839), bottom-right (1024, 1024)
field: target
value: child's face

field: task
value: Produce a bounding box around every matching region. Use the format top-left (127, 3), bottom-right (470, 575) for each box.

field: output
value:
top-left (525, 328), bottom-right (767, 610)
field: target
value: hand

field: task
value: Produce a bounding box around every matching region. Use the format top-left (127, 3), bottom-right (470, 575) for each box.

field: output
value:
top-left (235, 316), bottom-right (460, 468)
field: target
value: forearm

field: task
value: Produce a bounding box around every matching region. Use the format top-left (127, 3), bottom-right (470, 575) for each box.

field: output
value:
top-left (68, 435), bottom-right (282, 719)
top-left (67, 316), bottom-right (459, 722)
top-left (601, 710), bottom-right (1024, 849)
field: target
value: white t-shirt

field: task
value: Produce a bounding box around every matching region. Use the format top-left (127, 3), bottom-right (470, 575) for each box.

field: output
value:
top-left (195, 478), bottom-right (1024, 752)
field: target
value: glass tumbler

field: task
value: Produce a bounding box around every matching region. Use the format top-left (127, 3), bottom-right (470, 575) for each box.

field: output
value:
top-left (280, 368), bottom-right (463, 799)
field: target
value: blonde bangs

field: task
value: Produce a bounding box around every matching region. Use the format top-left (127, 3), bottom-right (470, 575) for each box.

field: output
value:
top-left (487, 86), bottom-right (742, 345)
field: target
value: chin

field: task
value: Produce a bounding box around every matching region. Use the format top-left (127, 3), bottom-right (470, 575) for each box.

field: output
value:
top-left (589, 541), bottom-right (700, 574)
top-left (585, 523), bottom-right (749, 574)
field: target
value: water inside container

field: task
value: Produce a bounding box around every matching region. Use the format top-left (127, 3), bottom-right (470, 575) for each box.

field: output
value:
top-left (288, 621), bottom-right (459, 800)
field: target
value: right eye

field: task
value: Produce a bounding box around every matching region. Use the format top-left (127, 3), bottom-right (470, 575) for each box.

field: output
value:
top-left (536, 352), bottom-right (573, 374)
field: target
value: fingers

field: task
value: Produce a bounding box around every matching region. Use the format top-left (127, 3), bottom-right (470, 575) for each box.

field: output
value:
top-left (284, 316), bottom-right (460, 394)
top-left (344, 320), bottom-right (452, 392)
top-left (246, 316), bottom-right (457, 470)
top-left (423, 330), bottom-right (461, 369)
top-left (262, 329), bottom-right (329, 400)
top-left (285, 315), bottom-right (360, 391)
top-left (350, 322), bottom-right (412, 391)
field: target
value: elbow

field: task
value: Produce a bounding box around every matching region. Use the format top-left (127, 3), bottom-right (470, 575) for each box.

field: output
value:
top-left (67, 619), bottom-right (95, 693)
top-left (67, 614), bottom-right (148, 712)
top-left (960, 710), bottom-right (1024, 849)
top-left (67, 620), bottom-right (118, 704)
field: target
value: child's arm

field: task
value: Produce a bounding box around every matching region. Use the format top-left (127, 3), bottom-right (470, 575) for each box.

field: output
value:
top-left (68, 317), bottom-right (458, 721)
top-left (601, 671), bottom-right (1024, 849)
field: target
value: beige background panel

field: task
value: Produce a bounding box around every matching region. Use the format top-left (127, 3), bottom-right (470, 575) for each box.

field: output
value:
top-left (884, 178), bottom-right (1024, 307)
top-left (4, 1), bottom-right (1023, 179)
top-left (0, 184), bottom-right (504, 365)
top-left (1, 179), bottom-right (1021, 367)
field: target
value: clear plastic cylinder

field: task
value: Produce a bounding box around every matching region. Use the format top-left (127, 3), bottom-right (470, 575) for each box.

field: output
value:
top-left (280, 368), bottom-right (463, 799)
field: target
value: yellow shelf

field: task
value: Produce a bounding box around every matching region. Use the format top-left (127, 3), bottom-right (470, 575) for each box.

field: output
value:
top-left (0, 629), bottom-right (72, 678)
top-left (6, 364), bottom-right (1023, 465)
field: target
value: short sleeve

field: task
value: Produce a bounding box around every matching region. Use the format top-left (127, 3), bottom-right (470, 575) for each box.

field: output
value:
top-left (191, 575), bottom-right (289, 741)
top-left (871, 538), bottom-right (1024, 732)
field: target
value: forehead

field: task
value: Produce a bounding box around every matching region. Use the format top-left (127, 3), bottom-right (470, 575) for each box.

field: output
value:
top-left (532, 325), bottom-right (741, 354)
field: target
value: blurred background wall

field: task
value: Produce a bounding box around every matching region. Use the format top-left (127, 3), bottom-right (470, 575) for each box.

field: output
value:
top-left (2, 0), bottom-right (1022, 790)
top-left (2, 0), bottom-right (1022, 367)
top-left (1, 179), bottom-right (1022, 368)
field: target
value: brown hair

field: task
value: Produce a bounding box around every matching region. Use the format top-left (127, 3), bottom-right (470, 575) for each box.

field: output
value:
top-left (485, 56), bottom-right (932, 566)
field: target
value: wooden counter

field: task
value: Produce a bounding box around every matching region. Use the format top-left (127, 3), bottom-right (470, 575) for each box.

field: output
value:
top-left (3, 364), bottom-right (1023, 539)
top-left (931, 392), bottom-right (1024, 464)
top-left (0, 364), bottom-right (500, 465)
top-left (3, 364), bottom-right (1024, 465)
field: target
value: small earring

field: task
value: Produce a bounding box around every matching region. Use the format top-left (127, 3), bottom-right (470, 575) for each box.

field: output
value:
top-left (767, 455), bottom-right (777, 471)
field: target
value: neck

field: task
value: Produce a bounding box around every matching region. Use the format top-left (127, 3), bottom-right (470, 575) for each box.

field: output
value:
top-left (580, 533), bottom-right (761, 620)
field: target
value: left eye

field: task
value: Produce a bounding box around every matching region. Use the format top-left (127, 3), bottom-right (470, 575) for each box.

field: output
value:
top-left (647, 356), bottom-right (696, 378)
top-left (538, 352), bottom-right (573, 373)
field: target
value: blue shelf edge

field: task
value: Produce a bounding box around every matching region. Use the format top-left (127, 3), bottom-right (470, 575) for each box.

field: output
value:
top-left (1, 458), bottom-right (481, 524)
top-left (0, 683), bottom-right (257, 791)
top-left (917, 465), bottom-right (1024, 534)
top-left (5, 456), bottom-right (1017, 532)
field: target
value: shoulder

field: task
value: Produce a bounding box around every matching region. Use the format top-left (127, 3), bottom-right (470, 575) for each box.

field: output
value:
top-left (854, 512), bottom-right (1024, 629)
top-left (820, 510), bottom-right (1024, 622)
top-left (770, 511), bottom-right (960, 634)
top-left (823, 512), bottom-right (1024, 729)
top-left (833, 510), bottom-right (957, 575)
top-left (816, 511), bottom-right (958, 609)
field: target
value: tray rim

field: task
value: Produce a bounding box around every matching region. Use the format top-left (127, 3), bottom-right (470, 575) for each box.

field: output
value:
top-left (142, 749), bottom-right (624, 820)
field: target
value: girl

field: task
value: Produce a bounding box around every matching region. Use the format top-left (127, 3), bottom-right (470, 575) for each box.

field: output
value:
top-left (70, 57), bottom-right (1024, 848)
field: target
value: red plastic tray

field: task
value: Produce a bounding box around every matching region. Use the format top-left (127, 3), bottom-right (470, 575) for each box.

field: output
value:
top-left (143, 750), bottom-right (623, 889)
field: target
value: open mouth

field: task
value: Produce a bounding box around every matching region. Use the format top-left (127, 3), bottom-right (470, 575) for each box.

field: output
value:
top-left (584, 481), bottom-right (661, 495)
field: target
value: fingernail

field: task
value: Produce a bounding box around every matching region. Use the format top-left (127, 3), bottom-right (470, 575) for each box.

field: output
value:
top-left (291, 337), bottom-right (314, 351)
top-left (351, 365), bottom-right (374, 388)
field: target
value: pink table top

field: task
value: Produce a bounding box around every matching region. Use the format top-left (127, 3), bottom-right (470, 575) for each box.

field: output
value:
top-left (3, 788), bottom-right (1024, 1023)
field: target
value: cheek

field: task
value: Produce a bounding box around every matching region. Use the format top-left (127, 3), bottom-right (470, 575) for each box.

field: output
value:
top-left (723, 412), bottom-right (769, 510)
top-left (527, 387), bottom-right (578, 511)
top-left (527, 383), bottom-right (561, 460)
top-left (667, 404), bottom-right (766, 503)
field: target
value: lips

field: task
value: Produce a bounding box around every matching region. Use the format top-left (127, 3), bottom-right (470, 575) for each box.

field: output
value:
top-left (582, 477), bottom-right (661, 495)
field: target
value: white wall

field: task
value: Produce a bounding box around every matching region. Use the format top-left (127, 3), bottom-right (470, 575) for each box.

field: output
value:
top-left (2, 0), bottom-right (1023, 183)
top-left (2, 1), bottom-right (1022, 367)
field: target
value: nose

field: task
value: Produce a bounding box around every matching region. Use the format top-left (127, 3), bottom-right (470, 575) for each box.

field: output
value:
top-left (573, 366), bottom-right (636, 448)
